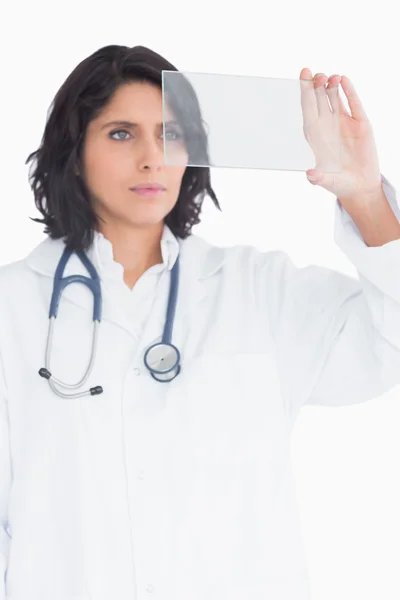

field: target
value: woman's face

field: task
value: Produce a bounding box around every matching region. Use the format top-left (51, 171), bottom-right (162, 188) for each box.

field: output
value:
top-left (81, 81), bottom-right (188, 232)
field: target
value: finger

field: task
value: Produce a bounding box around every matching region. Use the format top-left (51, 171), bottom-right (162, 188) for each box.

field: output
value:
top-left (313, 73), bottom-right (332, 117)
top-left (326, 75), bottom-right (349, 116)
top-left (340, 75), bottom-right (369, 122)
top-left (299, 67), bottom-right (318, 124)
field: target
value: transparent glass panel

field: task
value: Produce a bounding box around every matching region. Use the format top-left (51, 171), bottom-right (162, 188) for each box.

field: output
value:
top-left (162, 70), bottom-right (342, 173)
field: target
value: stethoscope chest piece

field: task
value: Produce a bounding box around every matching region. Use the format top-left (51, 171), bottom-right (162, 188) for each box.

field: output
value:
top-left (143, 342), bottom-right (181, 382)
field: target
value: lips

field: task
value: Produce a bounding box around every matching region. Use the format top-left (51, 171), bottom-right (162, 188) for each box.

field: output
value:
top-left (130, 184), bottom-right (166, 191)
top-left (130, 184), bottom-right (166, 198)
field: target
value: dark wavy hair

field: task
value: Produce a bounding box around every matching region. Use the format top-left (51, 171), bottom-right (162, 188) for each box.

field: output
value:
top-left (26, 45), bottom-right (221, 251)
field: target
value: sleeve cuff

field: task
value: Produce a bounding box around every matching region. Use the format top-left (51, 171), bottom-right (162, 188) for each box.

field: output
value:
top-left (334, 173), bottom-right (400, 303)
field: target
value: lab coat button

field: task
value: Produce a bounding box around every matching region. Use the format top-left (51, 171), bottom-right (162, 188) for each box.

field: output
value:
top-left (146, 584), bottom-right (154, 593)
top-left (134, 368), bottom-right (141, 376)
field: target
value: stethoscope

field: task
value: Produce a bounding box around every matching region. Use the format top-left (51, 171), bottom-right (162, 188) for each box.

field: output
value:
top-left (38, 246), bottom-right (181, 398)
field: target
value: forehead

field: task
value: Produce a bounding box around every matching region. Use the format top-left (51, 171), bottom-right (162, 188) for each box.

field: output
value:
top-left (100, 81), bottom-right (175, 121)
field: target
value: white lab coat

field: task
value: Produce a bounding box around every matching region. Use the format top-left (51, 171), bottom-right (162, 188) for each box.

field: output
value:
top-left (1, 174), bottom-right (400, 600)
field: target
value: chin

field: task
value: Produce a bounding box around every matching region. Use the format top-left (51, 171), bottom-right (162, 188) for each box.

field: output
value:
top-left (103, 199), bottom-right (176, 230)
top-left (124, 211), bottom-right (169, 229)
top-left (131, 203), bottom-right (175, 222)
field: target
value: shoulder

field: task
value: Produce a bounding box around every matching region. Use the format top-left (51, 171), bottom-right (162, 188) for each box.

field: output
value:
top-left (180, 232), bottom-right (286, 279)
top-left (184, 233), bottom-right (358, 312)
top-left (0, 257), bottom-right (31, 286)
top-left (0, 253), bottom-right (41, 319)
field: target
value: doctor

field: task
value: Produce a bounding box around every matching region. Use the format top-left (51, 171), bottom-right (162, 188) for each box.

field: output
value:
top-left (0, 44), bottom-right (400, 600)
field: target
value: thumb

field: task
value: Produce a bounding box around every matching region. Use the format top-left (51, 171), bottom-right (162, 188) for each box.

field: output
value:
top-left (306, 169), bottom-right (323, 184)
top-left (306, 169), bottom-right (336, 193)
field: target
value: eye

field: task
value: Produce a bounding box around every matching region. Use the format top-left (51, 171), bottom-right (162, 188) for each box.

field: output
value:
top-left (163, 129), bottom-right (183, 142)
top-left (109, 129), bottom-right (131, 141)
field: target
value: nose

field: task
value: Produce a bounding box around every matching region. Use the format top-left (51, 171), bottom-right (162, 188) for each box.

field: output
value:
top-left (136, 135), bottom-right (164, 172)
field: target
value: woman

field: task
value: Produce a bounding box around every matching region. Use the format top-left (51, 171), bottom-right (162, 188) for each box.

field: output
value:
top-left (0, 44), bottom-right (399, 600)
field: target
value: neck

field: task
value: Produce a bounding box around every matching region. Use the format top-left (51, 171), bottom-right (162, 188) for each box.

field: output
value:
top-left (96, 221), bottom-right (164, 289)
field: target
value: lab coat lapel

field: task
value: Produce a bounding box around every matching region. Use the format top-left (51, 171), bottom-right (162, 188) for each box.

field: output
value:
top-left (135, 234), bottom-right (226, 359)
top-left (25, 236), bottom-right (134, 334)
top-left (25, 233), bottom-right (225, 343)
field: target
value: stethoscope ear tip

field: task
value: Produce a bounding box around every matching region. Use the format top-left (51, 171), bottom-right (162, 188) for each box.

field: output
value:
top-left (38, 368), bottom-right (51, 380)
top-left (90, 386), bottom-right (103, 396)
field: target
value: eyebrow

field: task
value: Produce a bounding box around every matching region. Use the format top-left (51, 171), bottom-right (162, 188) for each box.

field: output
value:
top-left (100, 120), bottom-right (180, 130)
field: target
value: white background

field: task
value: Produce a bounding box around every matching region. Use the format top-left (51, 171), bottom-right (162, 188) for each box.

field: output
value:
top-left (1, 1), bottom-right (400, 598)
